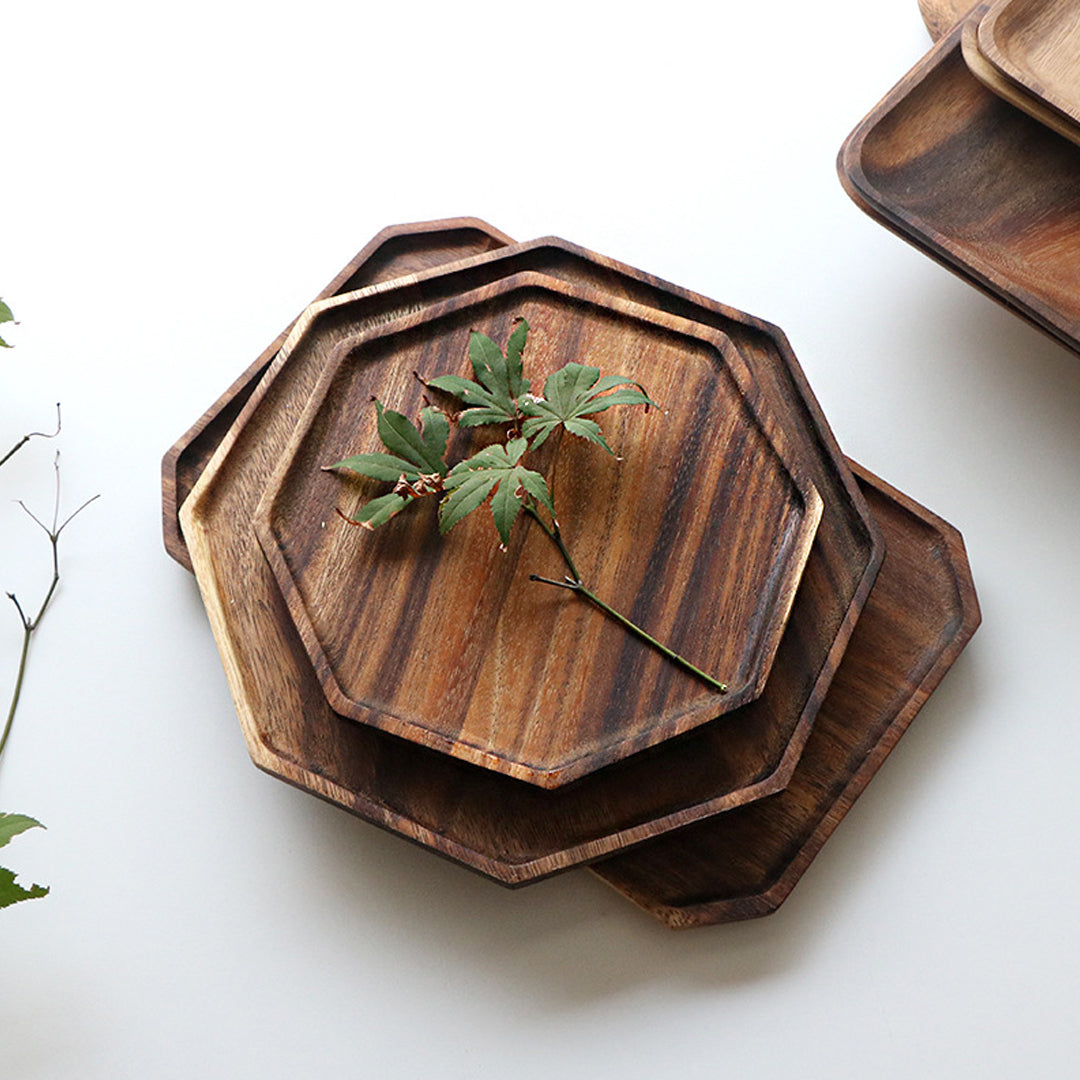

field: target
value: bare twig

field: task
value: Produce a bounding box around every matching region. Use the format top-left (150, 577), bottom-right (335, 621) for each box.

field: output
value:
top-left (0, 403), bottom-right (61, 470)
top-left (0, 453), bottom-right (98, 764)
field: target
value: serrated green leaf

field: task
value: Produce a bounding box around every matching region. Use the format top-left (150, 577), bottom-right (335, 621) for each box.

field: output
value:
top-left (490, 472), bottom-right (523, 545)
top-left (426, 374), bottom-right (497, 409)
top-left (0, 816), bottom-right (48, 910)
top-left (0, 865), bottom-right (49, 909)
top-left (419, 407), bottom-right (450, 466)
top-left (0, 813), bottom-right (45, 848)
top-left (518, 469), bottom-right (555, 517)
top-left (504, 317), bottom-right (530, 400)
top-left (457, 407), bottom-right (519, 428)
top-left (440, 438), bottom-right (546, 542)
top-left (329, 452), bottom-right (421, 483)
top-left (574, 386), bottom-right (654, 415)
top-left (351, 492), bottom-right (408, 529)
top-left (519, 361), bottom-right (654, 456)
top-left (439, 472), bottom-right (500, 534)
top-left (375, 401), bottom-right (447, 474)
top-left (0, 299), bottom-right (13, 324)
top-left (564, 416), bottom-right (615, 454)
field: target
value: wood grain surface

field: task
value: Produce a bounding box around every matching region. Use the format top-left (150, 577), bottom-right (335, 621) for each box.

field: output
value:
top-left (962, 13), bottom-right (1080, 146)
top-left (920, 0), bottom-right (976, 38)
top-left (179, 237), bottom-right (882, 885)
top-left (979, 0), bottom-right (1080, 129)
top-left (839, 15), bottom-right (1080, 358)
top-left (592, 461), bottom-right (980, 927)
top-left (161, 218), bottom-right (513, 570)
top-left (254, 273), bottom-right (822, 787)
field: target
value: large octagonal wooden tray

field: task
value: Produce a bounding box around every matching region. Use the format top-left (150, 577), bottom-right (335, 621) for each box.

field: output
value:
top-left (161, 218), bottom-right (513, 571)
top-left (178, 234), bottom-right (883, 885)
top-left (839, 16), bottom-right (1080, 358)
top-left (592, 462), bottom-right (980, 927)
top-left (253, 272), bottom-right (821, 787)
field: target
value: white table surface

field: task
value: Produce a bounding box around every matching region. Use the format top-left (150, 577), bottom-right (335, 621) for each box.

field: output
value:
top-left (2, 1), bottom-right (1077, 1076)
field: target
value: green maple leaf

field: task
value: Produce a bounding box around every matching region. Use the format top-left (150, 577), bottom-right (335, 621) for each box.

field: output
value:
top-left (0, 813), bottom-right (48, 910)
top-left (439, 437), bottom-right (554, 546)
top-left (520, 362), bottom-right (656, 455)
top-left (327, 403), bottom-right (449, 529)
top-left (0, 297), bottom-right (14, 349)
top-left (426, 319), bottom-right (531, 428)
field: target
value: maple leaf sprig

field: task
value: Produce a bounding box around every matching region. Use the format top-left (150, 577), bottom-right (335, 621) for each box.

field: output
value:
top-left (325, 319), bottom-right (726, 693)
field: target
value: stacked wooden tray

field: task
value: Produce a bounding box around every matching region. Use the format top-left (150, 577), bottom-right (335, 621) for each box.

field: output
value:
top-left (164, 218), bottom-right (979, 927)
top-left (841, 0), bottom-right (1080, 357)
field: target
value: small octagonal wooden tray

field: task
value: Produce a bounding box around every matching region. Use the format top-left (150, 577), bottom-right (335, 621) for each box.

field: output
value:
top-left (178, 234), bottom-right (882, 885)
top-left (839, 16), bottom-right (1080, 358)
top-left (161, 218), bottom-right (513, 571)
top-left (592, 462), bottom-right (980, 927)
top-left (963, 13), bottom-right (1080, 147)
top-left (253, 272), bottom-right (821, 787)
top-left (978, 0), bottom-right (1080, 131)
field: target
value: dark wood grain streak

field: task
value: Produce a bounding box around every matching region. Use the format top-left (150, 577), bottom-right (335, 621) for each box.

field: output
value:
top-left (161, 218), bottom-right (513, 569)
top-left (253, 273), bottom-right (822, 787)
top-left (591, 461), bottom-right (980, 927)
top-left (178, 236), bottom-right (883, 885)
top-left (839, 16), bottom-right (1080, 357)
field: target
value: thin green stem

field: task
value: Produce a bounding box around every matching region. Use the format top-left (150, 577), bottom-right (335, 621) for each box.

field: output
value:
top-left (0, 626), bottom-right (31, 762)
top-left (525, 523), bottom-right (727, 695)
top-left (523, 504), bottom-right (582, 584)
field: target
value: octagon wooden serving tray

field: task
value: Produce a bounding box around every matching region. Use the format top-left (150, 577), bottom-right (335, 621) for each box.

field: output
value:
top-left (839, 16), bottom-right (1080, 358)
top-left (920, 0), bottom-right (976, 39)
top-left (253, 272), bottom-right (822, 787)
top-left (963, 13), bottom-right (1080, 146)
top-left (591, 462), bottom-right (980, 927)
top-left (161, 217), bottom-right (513, 570)
top-left (178, 235), bottom-right (883, 885)
top-left (978, 0), bottom-right (1080, 130)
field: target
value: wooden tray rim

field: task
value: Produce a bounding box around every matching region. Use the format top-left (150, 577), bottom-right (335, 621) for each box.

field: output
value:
top-left (593, 459), bottom-right (982, 928)
top-left (252, 269), bottom-right (823, 786)
top-left (177, 234), bottom-right (884, 885)
top-left (838, 13), bottom-right (1080, 352)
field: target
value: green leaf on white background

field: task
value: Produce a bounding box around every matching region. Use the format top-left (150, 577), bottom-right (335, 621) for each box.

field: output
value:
top-left (0, 297), bottom-right (13, 348)
top-left (0, 814), bottom-right (48, 910)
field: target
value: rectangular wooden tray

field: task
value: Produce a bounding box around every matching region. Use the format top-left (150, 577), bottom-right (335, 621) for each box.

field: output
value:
top-left (839, 15), bottom-right (1080, 357)
top-left (591, 461), bottom-right (981, 927)
top-left (177, 235), bottom-right (883, 884)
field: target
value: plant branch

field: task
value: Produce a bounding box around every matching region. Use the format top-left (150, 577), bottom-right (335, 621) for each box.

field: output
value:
top-left (0, 455), bottom-right (98, 765)
top-left (525, 519), bottom-right (728, 694)
top-left (0, 403), bottom-right (61, 470)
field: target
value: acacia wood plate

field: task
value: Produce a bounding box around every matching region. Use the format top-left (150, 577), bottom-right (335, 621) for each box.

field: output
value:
top-left (253, 272), bottom-right (822, 787)
top-left (839, 16), bottom-right (1080, 358)
top-left (920, 0), bottom-right (976, 38)
top-left (592, 462), bottom-right (980, 927)
top-left (161, 218), bottom-right (513, 570)
top-left (978, 0), bottom-right (1080, 129)
top-left (178, 235), bottom-right (882, 885)
top-left (961, 14), bottom-right (1080, 146)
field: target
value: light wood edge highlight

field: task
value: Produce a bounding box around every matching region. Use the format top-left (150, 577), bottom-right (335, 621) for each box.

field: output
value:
top-left (966, 9), bottom-right (1080, 145)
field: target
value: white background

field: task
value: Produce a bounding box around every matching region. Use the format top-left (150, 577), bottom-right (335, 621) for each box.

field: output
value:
top-left (2, 0), bottom-right (1076, 1076)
